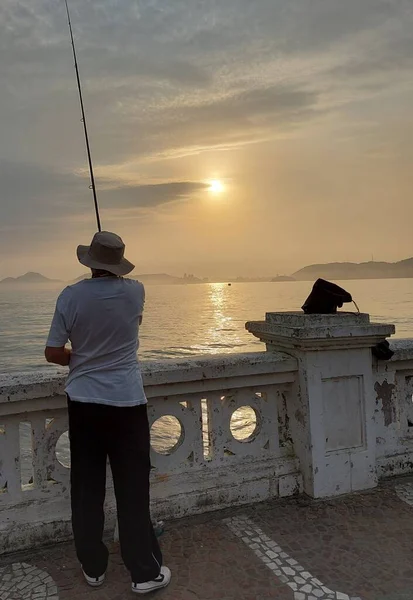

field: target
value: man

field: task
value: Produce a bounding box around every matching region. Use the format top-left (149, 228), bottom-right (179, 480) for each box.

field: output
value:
top-left (45, 231), bottom-right (171, 594)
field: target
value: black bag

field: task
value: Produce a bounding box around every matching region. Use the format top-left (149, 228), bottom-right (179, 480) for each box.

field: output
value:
top-left (372, 340), bottom-right (394, 361)
top-left (302, 279), bottom-right (353, 314)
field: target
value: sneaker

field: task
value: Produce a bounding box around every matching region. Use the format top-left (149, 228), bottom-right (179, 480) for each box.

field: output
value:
top-left (131, 566), bottom-right (171, 594)
top-left (81, 567), bottom-right (106, 587)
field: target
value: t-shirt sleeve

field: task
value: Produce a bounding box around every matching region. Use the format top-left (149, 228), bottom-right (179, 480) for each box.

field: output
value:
top-left (134, 280), bottom-right (145, 316)
top-left (46, 290), bottom-right (71, 347)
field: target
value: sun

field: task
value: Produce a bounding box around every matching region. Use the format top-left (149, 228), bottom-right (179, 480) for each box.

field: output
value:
top-left (208, 179), bottom-right (225, 194)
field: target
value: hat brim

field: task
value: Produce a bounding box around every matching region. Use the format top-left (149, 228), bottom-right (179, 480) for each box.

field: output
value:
top-left (77, 245), bottom-right (135, 276)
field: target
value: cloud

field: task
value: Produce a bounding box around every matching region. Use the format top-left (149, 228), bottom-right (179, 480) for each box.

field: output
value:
top-left (134, 83), bottom-right (321, 161)
top-left (0, 161), bottom-right (84, 224)
top-left (2, 0), bottom-right (413, 276)
top-left (329, 34), bottom-right (413, 81)
top-left (0, 43), bottom-right (211, 89)
top-left (99, 181), bottom-right (208, 209)
top-left (1, 0), bottom-right (411, 171)
top-left (272, 0), bottom-right (398, 54)
top-left (90, 82), bottom-right (320, 165)
top-left (85, 54), bottom-right (212, 88)
top-left (176, 0), bottom-right (401, 68)
top-left (182, 85), bottom-right (317, 121)
top-left (0, 159), bottom-right (207, 233)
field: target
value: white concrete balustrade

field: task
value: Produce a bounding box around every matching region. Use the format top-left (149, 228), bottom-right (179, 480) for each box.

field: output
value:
top-left (247, 312), bottom-right (396, 498)
top-left (0, 351), bottom-right (300, 554)
top-left (1, 311), bottom-right (413, 555)
top-left (374, 339), bottom-right (413, 477)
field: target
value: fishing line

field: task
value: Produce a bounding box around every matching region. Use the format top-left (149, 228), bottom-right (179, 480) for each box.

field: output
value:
top-left (64, 0), bottom-right (102, 231)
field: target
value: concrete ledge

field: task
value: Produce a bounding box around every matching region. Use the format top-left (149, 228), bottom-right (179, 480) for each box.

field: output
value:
top-left (0, 352), bottom-right (297, 405)
top-left (247, 311), bottom-right (395, 342)
top-left (377, 451), bottom-right (413, 478)
top-left (389, 338), bottom-right (413, 363)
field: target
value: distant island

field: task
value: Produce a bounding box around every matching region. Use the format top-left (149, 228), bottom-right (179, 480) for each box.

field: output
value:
top-left (3, 257), bottom-right (413, 285)
top-left (292, 258), bottom-right (413, 281)
top-left (0, 272), bottom-right (60, 285)
top-left (73, 273), bottom-right (208, 285)
top-left (0, 272), bottom-right (208, 286)
top-left (272, 275), bottom-right (296, 282)
top-left (234, 276), bottom-right (285, 283)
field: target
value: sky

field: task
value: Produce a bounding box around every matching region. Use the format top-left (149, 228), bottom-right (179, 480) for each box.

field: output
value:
top-left (1, 0), bottom-right (413, 280)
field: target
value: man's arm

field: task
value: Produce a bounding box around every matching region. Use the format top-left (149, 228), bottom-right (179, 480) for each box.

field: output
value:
top-left (44, 346), bottom-right (71, 366)
top-left (45, 289), bottom-right (71, 366)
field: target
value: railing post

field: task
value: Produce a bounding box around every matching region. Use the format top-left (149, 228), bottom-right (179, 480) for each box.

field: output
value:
top-left (247, 312), bottom-right (395, 498)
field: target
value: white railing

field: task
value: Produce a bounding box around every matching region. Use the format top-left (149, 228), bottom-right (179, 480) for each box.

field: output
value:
top-left (3, 334), bottom-right (413, 555)
top-left (0, 352), bottom-right (300, 554)
top-left (374, 339), bottom-right (413, 477)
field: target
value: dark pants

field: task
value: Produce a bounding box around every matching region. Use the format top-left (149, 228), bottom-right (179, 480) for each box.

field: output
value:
top-left (67, 399), bottom-right (162, 583)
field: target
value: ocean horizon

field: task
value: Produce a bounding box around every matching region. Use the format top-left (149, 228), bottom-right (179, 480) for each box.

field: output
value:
top-left (1, 278), bottom-right (413, 376)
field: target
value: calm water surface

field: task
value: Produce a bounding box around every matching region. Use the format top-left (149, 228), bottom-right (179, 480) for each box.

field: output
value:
top-left (1, 278), bottom-right (413, 374)
top-left (1, 279), bottom-right (412, 475)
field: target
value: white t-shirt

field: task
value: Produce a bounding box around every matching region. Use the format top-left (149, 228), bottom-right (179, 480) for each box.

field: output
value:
top-left (46, 277), bottom-right (147, 407)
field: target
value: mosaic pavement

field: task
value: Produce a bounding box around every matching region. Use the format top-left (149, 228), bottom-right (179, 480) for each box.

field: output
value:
top-left (1, 478), bottom-right (413, 600)
top-left (225, 515), bottom-right (361, 600)
top-left (0, 563), bottom-right (58, 600)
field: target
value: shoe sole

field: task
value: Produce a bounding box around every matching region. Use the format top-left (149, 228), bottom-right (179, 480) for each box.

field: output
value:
top-left (82, 569), bottom-right (106, 587)
top-left (131, 577), bottom-right (171, 594)
top-left (85, 580), bottom-right (105, 588)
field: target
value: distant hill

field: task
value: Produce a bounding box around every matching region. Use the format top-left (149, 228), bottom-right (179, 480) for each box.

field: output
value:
top-left (10, 259), bottom-right (413, 287)
top-left (0, 272), bottom-right (60, 285)
top-left (141, 273), bottom-right (208, 284)
top-left (293, 258), bottom-right (413, 281)
top-left (272, 275), bottom-right (296, 282)
top-left (72, 273), bottom-right (90, 282)
top-left (72, 273), bottom-right (207, 285)
top-left (137, 273), bottom-right (183, 285)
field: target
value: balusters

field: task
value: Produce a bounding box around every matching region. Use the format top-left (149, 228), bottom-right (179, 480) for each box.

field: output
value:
top-left (0, 416), bottom-right (22, 501)
top-left (0, 410), bottom-right (70, 505)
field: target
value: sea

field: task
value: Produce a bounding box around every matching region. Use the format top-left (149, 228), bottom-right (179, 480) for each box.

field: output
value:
top-left (1, 278), bottom-right (413, 476)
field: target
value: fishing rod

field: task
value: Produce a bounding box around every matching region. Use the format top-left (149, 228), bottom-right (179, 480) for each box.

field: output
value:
top-left (64, 0), bottom-right (102, 231)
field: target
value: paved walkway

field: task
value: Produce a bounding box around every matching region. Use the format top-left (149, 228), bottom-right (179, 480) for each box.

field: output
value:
top-left (1, 477), bottom-right (413, 600)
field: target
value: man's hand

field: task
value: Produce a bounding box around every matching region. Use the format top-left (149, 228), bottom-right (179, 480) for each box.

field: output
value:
top-left (45, 346), bottom-right (71, 366)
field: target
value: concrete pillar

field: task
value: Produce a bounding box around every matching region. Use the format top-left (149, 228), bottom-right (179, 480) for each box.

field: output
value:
top-left (246, 312), bottom-right (395, 498)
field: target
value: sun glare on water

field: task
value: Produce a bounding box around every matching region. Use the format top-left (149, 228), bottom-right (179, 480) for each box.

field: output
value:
top-left (208, 179), bottom-right (225, 194)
